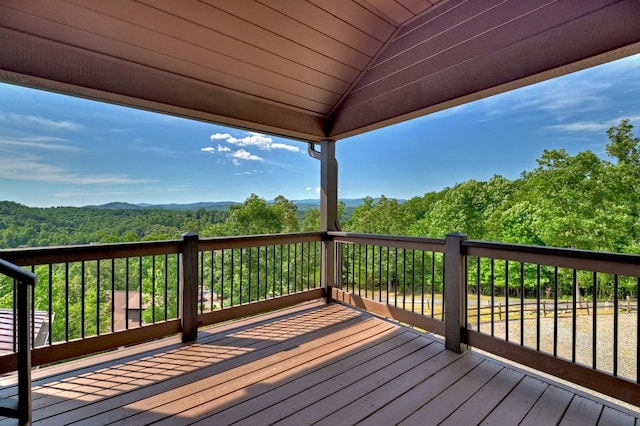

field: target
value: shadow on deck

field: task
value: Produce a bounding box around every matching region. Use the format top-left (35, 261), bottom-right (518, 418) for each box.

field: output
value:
top-left (1, 301), bottom-right (639, 425)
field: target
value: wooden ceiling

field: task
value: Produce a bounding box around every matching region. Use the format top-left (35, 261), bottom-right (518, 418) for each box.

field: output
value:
top-left (1, 0), bottom-right (639, 142)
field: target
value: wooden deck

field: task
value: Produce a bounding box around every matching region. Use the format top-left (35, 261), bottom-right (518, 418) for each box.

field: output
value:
top-left (1, 301), bottom-right (639, 425)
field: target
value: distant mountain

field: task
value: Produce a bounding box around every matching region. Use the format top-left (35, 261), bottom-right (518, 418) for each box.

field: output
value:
top-left (85, 202), bottom-right (143, 210)
top-left (84, 198), bottom-right (374, 212)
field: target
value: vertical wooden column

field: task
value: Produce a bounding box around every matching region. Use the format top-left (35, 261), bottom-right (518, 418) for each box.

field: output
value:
top-left (180, 232), bottom-right (199, 342)
top-left (320, 139), bottom-right (338, 302)
top-left (444, 231), bottom-right (468, 353)
top-left (17, 277), bottom-right (33, 425)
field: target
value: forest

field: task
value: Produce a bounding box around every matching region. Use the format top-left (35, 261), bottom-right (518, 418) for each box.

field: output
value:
top-left (1, 119), bottom-right (639, 254)
top-left (0, 120), bottom-right (638, 344)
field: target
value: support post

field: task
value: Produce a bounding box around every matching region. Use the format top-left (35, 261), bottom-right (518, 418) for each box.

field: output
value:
top-left (444, 232), bottom-right (468, 353)
top-left (17, 279), bottom-right (32, 425)
top-left (319, 140), bottom-right (338, 302)
top-left (180, 232), bottom-right (199, 342)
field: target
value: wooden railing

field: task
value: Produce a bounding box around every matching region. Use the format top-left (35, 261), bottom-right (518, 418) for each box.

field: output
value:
top-left (2, 231), bottom-right (640, 408)
top-left (0, 258), bottom-right (36, 425)
top-left (329, 231), bottom-right (640, 406)
top-left (0, 232), bottom-right (324, 372)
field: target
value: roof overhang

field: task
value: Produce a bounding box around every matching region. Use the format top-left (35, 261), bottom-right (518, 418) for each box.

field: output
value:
top-left (1, 0), bottom-right (639, 142)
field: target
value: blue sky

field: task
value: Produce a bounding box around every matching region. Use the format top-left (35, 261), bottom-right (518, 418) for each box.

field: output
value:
top-left (1, 53), bottom-right (639, 208)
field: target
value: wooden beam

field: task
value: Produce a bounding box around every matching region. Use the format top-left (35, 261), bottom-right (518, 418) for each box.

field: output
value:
top-left (0, 28), bottom-right (328, 142)
top-left (328, 0), bottom-right (640, 139)
top-left (198, 289), bottom-right (325, 327)
top-left (332, 288), bottom-right (445, 336)
top-left (466, 330), bottom-right (640, 407)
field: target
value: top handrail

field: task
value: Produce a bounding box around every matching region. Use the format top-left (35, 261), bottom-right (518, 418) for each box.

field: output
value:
top-left (327, 231), bottom-right (445, 252)
top-left (463, 239), bottom-right (640, 276)
top-left (0, 258), bottom-right (36, 286)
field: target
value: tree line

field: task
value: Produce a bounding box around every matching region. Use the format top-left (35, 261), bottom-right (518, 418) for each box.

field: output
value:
top-left (1, 120), bottom-right (638, 342)
top-left (1, 119), bottom-right (639, 256)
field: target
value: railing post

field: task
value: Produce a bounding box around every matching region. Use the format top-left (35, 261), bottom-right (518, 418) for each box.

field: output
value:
top-left (17, 279), bottom-right (32, 425)
top-left (318, 139), bottom-right (338, 303)
top-left (180, 232), bottom-right (199, 342)
top-left (444, 232), bottom-right (468, 353)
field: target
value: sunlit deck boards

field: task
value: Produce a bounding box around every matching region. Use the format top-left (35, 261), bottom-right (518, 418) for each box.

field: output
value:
top-left (1, 302), bottom-right (639, 425)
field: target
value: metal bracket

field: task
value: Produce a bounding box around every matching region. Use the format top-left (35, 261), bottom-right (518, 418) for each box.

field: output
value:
top-left (307, 142), bottom-right (321, 160)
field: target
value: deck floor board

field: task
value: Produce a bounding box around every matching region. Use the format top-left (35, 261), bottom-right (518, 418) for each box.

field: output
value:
top-left (0, 301), bottom-right (638, 425)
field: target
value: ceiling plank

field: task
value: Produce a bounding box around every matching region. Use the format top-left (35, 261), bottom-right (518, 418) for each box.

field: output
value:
top-left (200, 0), bottom-right (372, 70)
top-left (397, 0), bottom-right (434, 15)
top-left (259, 0), bottom-right (384, 58)
top-left (307, 0), bottom-right (397, 43)
top-left (140, 0), bottom-right (362, 83)
top-left (328, 0), bottom-right (640, 139)
top-left (0, 28), bottom-right (328, 141)
top-left (344, 0), bottom-right (622, 108)
top-left (72, 0), bottom-right (352, 96)
top-left (360, 0), bottom-right (415, 24)
top-left (0, 1), bottom-right (340, 114)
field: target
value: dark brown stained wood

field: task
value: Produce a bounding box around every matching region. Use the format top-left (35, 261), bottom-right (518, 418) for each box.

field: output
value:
top-left (1, 1), bottom-right (338, 114)
top-left (198, 288), bottom-right (325, 327)
top-left (339, 353), bottom-right (487, 426)
top-left (312, 348), bottom-right (464, 425)
top-left (598, 406), bottom-right (637, 426)
top-left (360, 0), bottom-right (416, 24)
top-left (135, 0), bottom-right (361, 88)
top-left (28, 304), bottom-right (366, 424)
top-left (0, 320), bottom-right (181, 374)
top-left (480, 376), bottom-right (549, 425)
top-left (466, 329), bottom-right (640, 407)
top-left (99, 319), bottom-right (396, 425)
top-left (519, 385), bottom-right (575, 426)
top-left (270, 345), bottom-right (452, 425)
top-left (398, 0), bottom-right (436, 15)
top-left (0, 303), bottom-right (637, 425)
top-left (344, 0), bottom-right (629, 102)
top-left (263, 0), bottom-right (384, 58)
top-left (438, 368), bottom-right (524, 425)
top-left (197, 330), bottom-right (422, 425)
top-left (328, 1), bottom-right (640, 139)
top-left (200, 0), bottom-right (371, 71)
top-left (465, 241), bottom-right (640, 277)
top-left (332, 288), bottom-right (446, 335)
top-left (394, 357), bottom-right (503, 425)
top-left (1, 0), bottom-right (639, 141)
top-left (308, 0), bottom-right (397, 42)
top-left (559, 395), bottom-right (604, 426)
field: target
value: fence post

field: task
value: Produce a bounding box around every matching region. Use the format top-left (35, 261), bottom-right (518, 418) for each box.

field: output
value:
top-left (444, 232), bottom-right (468, 353)
top-left (180, 232), bottom-right (199, 342)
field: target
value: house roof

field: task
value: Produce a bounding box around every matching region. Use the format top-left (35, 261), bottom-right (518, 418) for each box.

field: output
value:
top-left (0, 308), bottom-right (49, 354)
top-left (1, 0), bottom-right (639, 142)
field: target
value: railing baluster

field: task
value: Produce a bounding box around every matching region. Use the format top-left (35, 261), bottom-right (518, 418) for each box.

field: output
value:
top-left (553, 266), bottom-right (558, 357)
top-left (593, 271), bottom-right (598, 369)
top-left (572, 269), bottom-right (577, 363)
top-left (65, 262), bottom-right (69, 341)
top-left (614, 274), bottom-right (619, 376)
top-left (520, 262), bottom-right (524, 346)
top-left (536, 264), bottom-right (541, 352)
top-left (490, 258), bottom-right (495, 337)
top-left (505, 260), bottom-right (509, 342)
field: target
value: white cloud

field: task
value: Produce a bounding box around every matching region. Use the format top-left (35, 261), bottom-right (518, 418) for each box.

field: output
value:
top-left (210, 131), bottom-right (300, 152)
top-left (231, 149), bottom-right (263, 162)
top-left (0, 136), bottom-right (78, 151)
top-left (546, 115), bottom-right (640, 133)
top-left (200, 147), bottom-right (215, 153)
top-left (217, 144), bottom-right (231, 152)
top-left (0, 155), bottom-right (150, 185)
top-left (0, 112), bottom-right (85, 131)
top-left (271, 142), bottom-right (300, 152)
